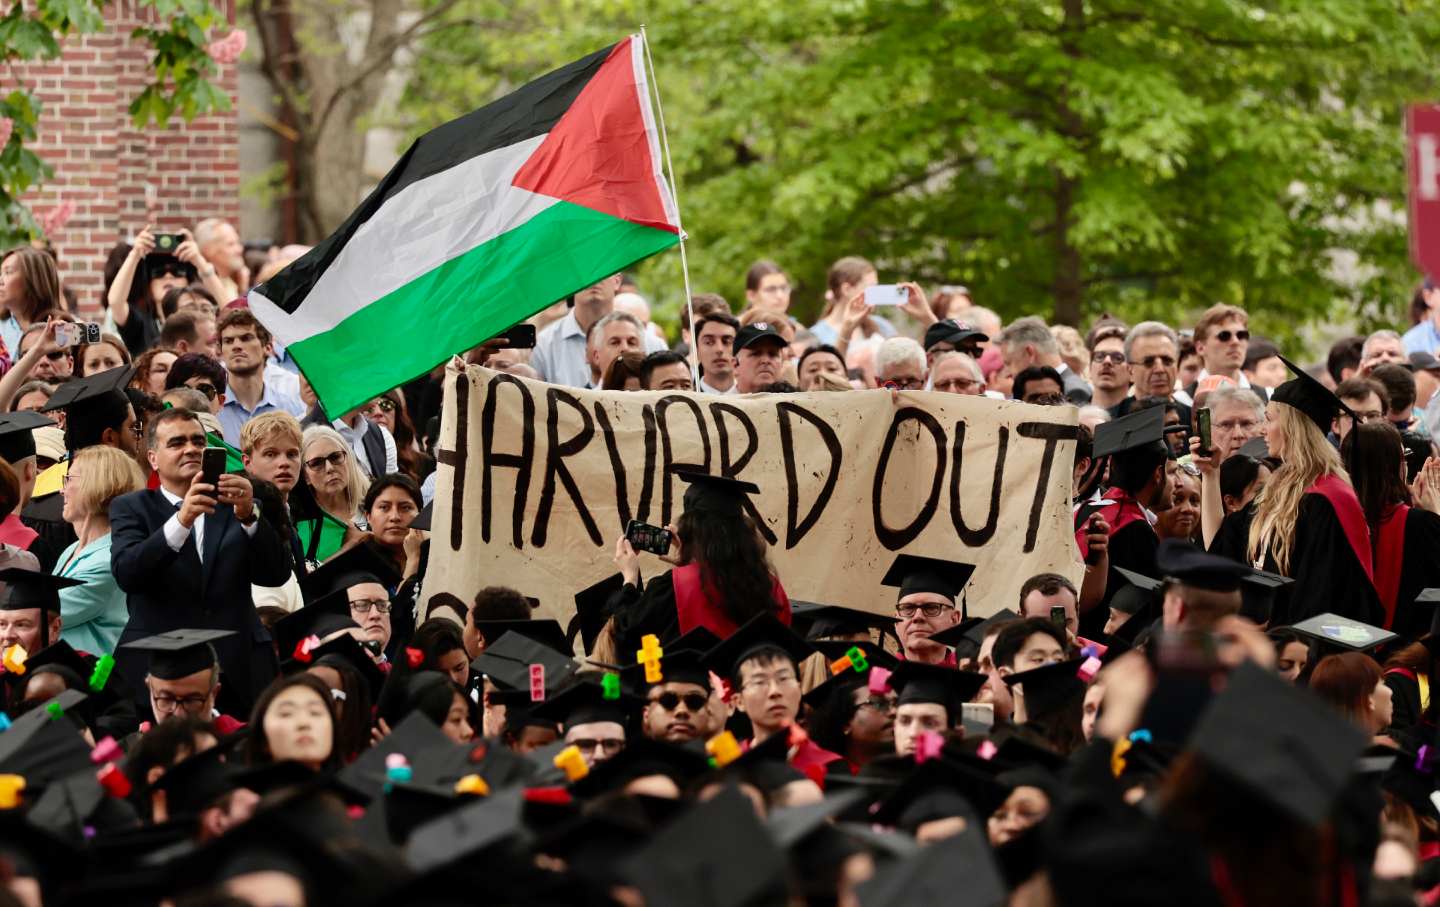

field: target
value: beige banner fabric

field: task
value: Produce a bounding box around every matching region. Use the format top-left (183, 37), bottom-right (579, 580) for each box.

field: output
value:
top-left (425, 363), bottom-right (1081, 626)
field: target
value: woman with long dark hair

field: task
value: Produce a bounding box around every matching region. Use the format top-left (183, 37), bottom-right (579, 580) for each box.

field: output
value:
top-left (0, 247), bottom-right (63, 357)
top-left (609, 471), bottom-right (790, 654)
top-left (1341, 420), bottom-right (1440, 636)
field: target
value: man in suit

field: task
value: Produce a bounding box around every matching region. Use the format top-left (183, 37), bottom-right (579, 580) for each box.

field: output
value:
top-left (110, 408), bottom-right (292, 716)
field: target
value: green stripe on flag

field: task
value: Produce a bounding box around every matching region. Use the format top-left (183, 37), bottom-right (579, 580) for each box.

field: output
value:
top-left (291, 201), bottom-right (679, 416)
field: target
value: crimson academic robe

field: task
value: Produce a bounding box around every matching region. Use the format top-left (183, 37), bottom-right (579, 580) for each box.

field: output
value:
top-left (609, 565), bottom-right (791, 657)
top-left (1374, 504), bottom-right (1440, 639)
top-left (1075, 488), bottom-right (1158, 639)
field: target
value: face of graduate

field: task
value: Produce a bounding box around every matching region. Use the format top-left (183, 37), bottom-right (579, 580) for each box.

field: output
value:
top-left (736, 654), bottom-right (801, 736)
top-left (847, 684), bottom-right (896, 751)
top-left (565, 721), bottom-right (626, 766)
top-left (346, 582), bottom-right (392, 650)
top-left (1020, 587), bottom-right (1078, 635)
top-left (896, 592), bottom-right (961, 663)
top-left (510, 723), bottom-right (559, 753)
top-left (1275, 641), bottom-right (1308, 683)
top-left (988, 785), bottom-right (1051, 846)
top-left (1368, 679), bottom-right (1394, 734)
top-left (262, 683), bottom-right (334, 769)
top-left (441, 690), bottom-right (474, 744)
top-left (893, 702), bottom-right (947, 756)
top-left (434, 648), bottom-right (469, 687)
top-left (973, 630), bottom-right (1013, 721)
top-left (148, 668), bottom-right (218, 722)
top-left (1156, 469), bottom-right (1200, 541)
top-left (643, 680), bottom-right (718, 743)
top-left (1262, 402), bottom-right (1287, 460)
top-left (0, 607), bottom-right (56, 654)
top-left (1081, 682), bottom-right (1105, 742)
top-left (1004, 632), bottom-right (1067, 674)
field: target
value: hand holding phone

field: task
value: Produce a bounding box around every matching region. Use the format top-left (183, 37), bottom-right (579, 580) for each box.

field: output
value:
top-left (493, 324), bottom-right (537, 349)
top-left (625, 519), bottom-right (673, 556)
top-left (863, 285), bottom-right (909, 307)
top-left (1196, 407), bottom-right (1213, 458)
top-left (200, 447), bottom-right (226, 498)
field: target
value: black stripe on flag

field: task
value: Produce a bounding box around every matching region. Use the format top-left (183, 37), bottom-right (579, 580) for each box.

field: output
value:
top-left (257, 42), bottom-right (618, 315)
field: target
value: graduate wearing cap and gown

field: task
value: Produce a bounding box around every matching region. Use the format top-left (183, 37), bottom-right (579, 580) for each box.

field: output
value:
top-left (886, 661), bottom-right (987, 758)
top-left (120, 629), bottom-right (248, 733)
top-left (883, 554), bottom-right (976, 667)
top-left (0, 411), bottom-right (60, 570)
top-left (1078, 407), bottom-right (1174, 639)
top-left (609, 471), bottom-right (790, 656)
top-left (0, 569), bottom-right (85, 679)
top-left (1209, 358), bottom-right (1384, 626)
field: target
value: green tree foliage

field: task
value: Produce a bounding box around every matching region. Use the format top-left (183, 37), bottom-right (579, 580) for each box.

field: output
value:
top-left (0, 0), bottom-right (231, 244)
top-left (403, 0), bottom-right (1440, 337)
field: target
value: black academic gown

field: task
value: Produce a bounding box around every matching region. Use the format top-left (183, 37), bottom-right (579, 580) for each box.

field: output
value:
top-left (1082, 518), bottom-right (1160, 639)
top-left (608, 572), bottom-right (682, 661)
top-left (1388, 509), bottom-right (1440, 640)
top-left (1384, 669), bottom-right (1424, 736)
top-left (1209, 497), bottom-right (1385, 627)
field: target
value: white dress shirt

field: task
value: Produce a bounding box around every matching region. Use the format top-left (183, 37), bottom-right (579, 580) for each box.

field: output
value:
top-left (160, 484), bottom-right (258, 562)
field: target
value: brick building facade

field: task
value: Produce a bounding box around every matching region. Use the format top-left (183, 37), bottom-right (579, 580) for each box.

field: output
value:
top-left (15, 0), bottom-right (240, 313)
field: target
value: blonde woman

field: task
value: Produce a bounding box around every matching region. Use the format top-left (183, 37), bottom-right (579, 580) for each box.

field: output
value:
top-left (291, 425), bottom-right (368, 566)
top-left (56, 446), bottom-right (145, 654)
top-left (1207, 362), bottom-right (1383, 626)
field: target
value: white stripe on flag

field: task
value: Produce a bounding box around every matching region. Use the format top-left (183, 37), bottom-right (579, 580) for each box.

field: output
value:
top-left (254, 134), bottom-right (556, 346)
top-left (626, 34), bottom-right (682, 235)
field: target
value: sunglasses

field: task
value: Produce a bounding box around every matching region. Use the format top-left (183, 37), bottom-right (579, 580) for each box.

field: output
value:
top-left (1092, 350), bottom-right (1125, 364)
top-left (1212, 330), bottom-right (1250, 343)
top-left (43, 350), bottom-right (67, 362)
top-left (650, 692), bottom-right (709, 712)
top-left (367, 398), bottom-right (396, 413)
top-left (305, 450), bottom-right (347, 471)
top-left (153, 263), bottom-right (190, 279)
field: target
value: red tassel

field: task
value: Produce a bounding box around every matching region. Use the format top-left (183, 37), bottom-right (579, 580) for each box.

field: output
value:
top-left (405, 647), bottom-right (424, 669)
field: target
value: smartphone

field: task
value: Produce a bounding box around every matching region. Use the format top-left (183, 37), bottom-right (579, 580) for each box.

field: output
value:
top-left (863, 284), bottom-right (908, 307)
top-left (493, 324), bottom-right (537, 349)
top-left (1050, 605), bottom-right (1067, 629)
top-left (200, 447), bottom-right (226, 496)
top-left (152, 233), bottom-right (183, 254)
top-left (1196, 407), bottom-right (1213, 457)
top-left (625, 519), bottom-right (673, 555)
top-left (1083, 513), bottom-right (1106, 566)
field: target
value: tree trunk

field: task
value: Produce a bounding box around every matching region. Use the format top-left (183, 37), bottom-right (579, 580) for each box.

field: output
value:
top-left (1052, 0), bottom-right (1086, 327)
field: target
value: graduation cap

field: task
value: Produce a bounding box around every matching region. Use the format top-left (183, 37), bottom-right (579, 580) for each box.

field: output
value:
top-left (0, 689), bottom-right (92, 783)
top-left (888, 662), bottom-right (987, 718)
top-left (619, 785), bottom-right (788, 907)
top-left (929, 608), bottom-right (1020, 655)
top-left (471, 629), bottom-right (579, 691)
top-left (0, 568), bottom-right (83, 645)
top-left (1271, 354), bottom-right (1355, 434)
top-left (868, 756), bottom-right (1001, 831)
top-left (1288, 613), bottom-right (1398, 655)
top-left (1002, 658), bottom-right (1089, 721)
top-left (19, 639), bottom-right (89, 680)
top-left (0, 411), bottom-right (55, 463)
top-left (791, 600), bottom-right (901, 644)
top-left (811, 639), bottom-right (900, 673)
top-left (1093, 404), bottom-right (1167, 459)
top-left (1239, 568), bottom-right (1293, 625)
top-left (1237, 436), bottom-right (1271, 460)
top-left (297, 542), bottom-right (401, 603)
top-left (702, 612), bottom-right (815, 679)
top-left (0, 809), bottom-right (78, 898)
top-left (568, 736), bottom-right (711, 799)
top-left (410, 500), bottom-right (433, 531)
top-left (534, 677), bottom-right (637, 729)
top-left (571, 572), bottom-right (624, 655)
top-left (767, 788), bottom-right (868, 849)
top-left (338, 712), bottom-right (467, 804)
top-left (472, 618), bottom-right (570, 656)
top-left (273, 600), bottom-right (362, 671)
top-left (1110, 567), bottom-right (1165, 645)
top-left (620, 647), bottom-right (713, 690)
top-left (119, 628), bottom-right (233, 680)
top-left (149, 746), bottom-right (242, 819)
top-left (40, 365), bottom-right (135, 451)
top-left (1189, 660), bottom-right (1368, 825)
top-left (676, 470), bottom-right (760, 518)
top-left (856, 828), bottom-right (1005, 907)
top-left (1155, 539), bottom-right (1251, 591)
top-left (881, 554), bottom-right (976, 609)
top-left (406, 786), bottom-right (525, 873)
top-left (306, 632), bottom-right (385, 700)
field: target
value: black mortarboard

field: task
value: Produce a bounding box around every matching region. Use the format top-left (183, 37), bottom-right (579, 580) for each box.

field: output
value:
top-left (297, 542), bottom-right (400, 604)
top-left (677, 469), bottom-right (760, 518)
top-left (120, 628), bottom-right (233, 680)
top-left (1288, 612), bottom-right (1398, 655)
top-left (767, 788), bottom-right (868, 849)
top-left (1155, 538), bottom-right (1251, 591)
top-left (620, 647), bottom-right (712, 689)
top-left (811, 639), bottom-right (900, 673)
top-left (1237, 436), bottom-right (1271, 460)
top-left (1002, 658), bottom-right (1088, 720)
top-left (406, 787), bottom-right (525, 873)
top-left (867, 756), bottom-right (1000, 830)
top-left (486, 687), bottom-right (560, 733)
top-left (471, 629), bottom-right (579, 691)
top-left (672, 625), bottom-right (722, 653)
top-left (0, 568), bottom-right (82, 615)
top-left (791, 600), bottom-right (901, 644)
top-left (0, 809), bottom-right (77, 896)
top-left (929, 608), bottom-right (1020, 652)
top-left (855, 829), bottom-right (1006, 907)
top-left (702, 613), bottom-right (815, 678)
top-left (409, 501), bottom-right (433, 531)
top-left (473, 618), bottom-right (570, 656)
top-left (1239, 568), bottom-right (1292, 624)
top-left (888, 662), bottom-right (987, 716)
top-left (1190, 660), bottom-right (1367, 825)
top-left (534, 677), bottom-right (637, 728)
top-left (1422, 588), bottom-right (1440, 645)
top-left (337, 712), bottom-right (471, 804)
top-left (619, 785), bottom-right (788, 907)
top-left (1271, 354), bottom-right (1355, 434)
top-left (0, 411), bottom-right (54, 463)
top-left (1092, 404), bottom-right (1167, 458)
top-left (0, 689), bottom-right (92, 783)
top-left (149, 745), bottom-right (241, 819)
top-left (1110, 567), bottom-right (1165, 644)
top-left (880, 554), bottom-right (976, 606)
top-left (306, 632), bottom-right (385, 699)
top-left (20, 639), bottom-right (89, 679)
top-left (41, 366), bottom-right (135, 451)
top-left (571, 571), bottom-right (624, 655)
top-left (569, 736), bottom-right (711, 799)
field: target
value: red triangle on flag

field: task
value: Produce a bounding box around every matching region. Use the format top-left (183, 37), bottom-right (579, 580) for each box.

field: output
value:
top-left (512, 37), bottom-right (679, 234)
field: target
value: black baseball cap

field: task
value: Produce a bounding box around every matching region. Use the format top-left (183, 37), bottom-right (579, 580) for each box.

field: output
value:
top-left (731, 321), bottom-right (787, 355)
top-left (923, 319), bottom-right (988, 351)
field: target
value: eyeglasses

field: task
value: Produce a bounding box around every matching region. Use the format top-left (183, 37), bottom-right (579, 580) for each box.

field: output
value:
top-left (1092, 350), bottom-right (1126, 364)
top-left (896, 601), bottom-right (955, 620)
top-left (570, 737), bottom-right (624, 754)
top-left (152, 692), bottom-right (210, 714)
top-left (305, 451), bottom-right (346, 471)
top-left (189, 382), bottom-right (218, 400)
top-left (129, 421), bottom-right (144, 440)
top-left (1131, 355), bottom-right (1176, 369)
top-left (366, 398), bottom-right (396, 413)
top-left (882, 378), bottom-right (926, 391)
top-left (43, 350), bottom-right (67, 362)
top-left (349, 598), bottom-right (392, 615)
top-left (1212, 330), bottom-right (1250, 343)
top-left (1215, 419), bottom-right (1259, 432)
top-left (934, 378), bottom-right (979, 392)
top-left (740, 671), bottom-right (799, 692)
top-left (860, 695), bottom-right (898, 713)
top-left (62, 471), bottom-right (80, 485)
top-left (1023, 393), bottom-right (1066, 405)
top-left (650, 691), bottom-right (709, 712)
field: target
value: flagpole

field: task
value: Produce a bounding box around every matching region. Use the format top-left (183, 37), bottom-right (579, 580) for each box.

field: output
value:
top-left (639, 25), bottom-right (702, 389)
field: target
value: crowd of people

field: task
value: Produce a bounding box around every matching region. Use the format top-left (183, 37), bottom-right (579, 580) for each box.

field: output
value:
top-left (0, 222), bottom-right (1431, 906)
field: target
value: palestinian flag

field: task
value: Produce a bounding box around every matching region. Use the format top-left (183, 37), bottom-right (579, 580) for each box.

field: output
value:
top-left (250, 35), bottom-right (682, 416)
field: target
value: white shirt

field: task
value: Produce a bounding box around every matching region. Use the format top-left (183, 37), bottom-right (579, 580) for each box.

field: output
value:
top-left (699, 377), bottom-right (737, 395)
top-left (531, 310), bottom-right (669, 388)
top-left (159, 485), bottom-right (258, 563)
top-left (333, 416), bottom-right (398, 479)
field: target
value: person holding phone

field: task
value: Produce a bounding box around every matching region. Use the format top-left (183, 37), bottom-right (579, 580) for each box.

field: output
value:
top-left (607, 471), bottom-right (790, 656)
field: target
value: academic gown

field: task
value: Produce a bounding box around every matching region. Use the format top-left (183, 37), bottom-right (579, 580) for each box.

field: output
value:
top-left (1375, 506), bottom-right (1440, 639)
top-left (1209, 492), bottom-right (1384, 627)
top-left (1384, 668), bottom-right (1425, 736)
top-left (1075, 489), bottom-right (1159, 639)
top-left (608, 565), bottom-right (792, 657)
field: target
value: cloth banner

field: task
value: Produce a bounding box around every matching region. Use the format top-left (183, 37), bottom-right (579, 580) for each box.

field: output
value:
top-left (425, 363), bottom-right (1081, 626)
